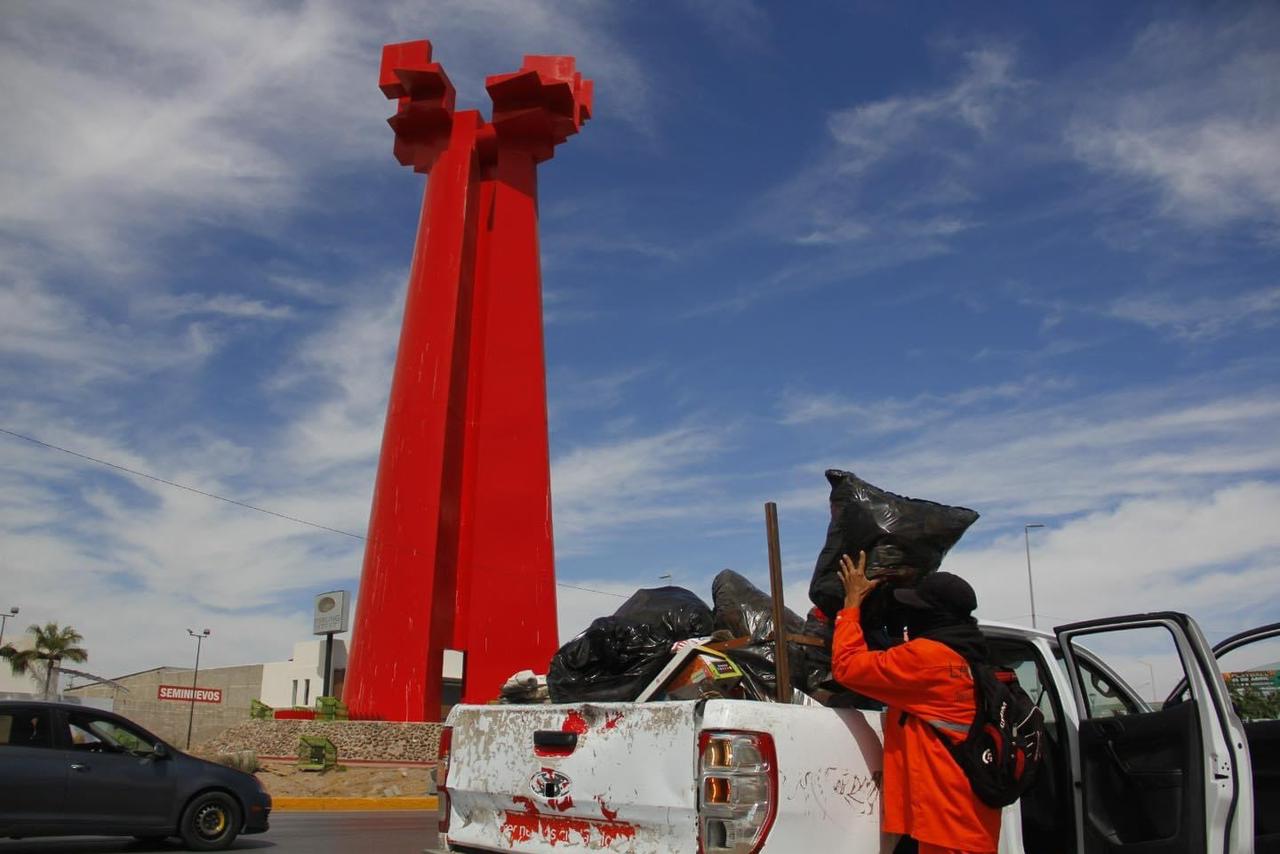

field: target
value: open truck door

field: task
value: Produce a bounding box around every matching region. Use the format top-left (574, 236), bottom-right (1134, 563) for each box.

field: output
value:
top-left (1055, 612), bottom-right (1252, 854)
top-left (1168, 621), bottom-right (1280, 853)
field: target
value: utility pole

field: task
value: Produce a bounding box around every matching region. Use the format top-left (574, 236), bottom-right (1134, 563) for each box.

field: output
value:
top-left (1024, 524), bottom-right (1045, 629)
top-left (185, 629), bottom-right (210, 750)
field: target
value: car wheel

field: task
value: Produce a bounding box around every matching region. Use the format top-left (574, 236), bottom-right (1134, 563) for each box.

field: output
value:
top-left (179, 791), bottom-right (241, 851)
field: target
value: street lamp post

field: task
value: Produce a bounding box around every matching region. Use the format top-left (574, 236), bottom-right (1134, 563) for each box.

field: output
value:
top-left (1024, 524), bottom-right (1045, 629)
top-left (185, 629), bottom-right (211, 750)
top-left (1137, 659), bottom-right (1157, 703)
top-left (0, 606), bottom-right (19, 648)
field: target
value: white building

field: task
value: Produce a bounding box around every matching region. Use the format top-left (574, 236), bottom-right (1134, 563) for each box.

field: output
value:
top-left (256, 640), bottom-right (465, 713)
top-left (259, 638), bottom-right (348, 709)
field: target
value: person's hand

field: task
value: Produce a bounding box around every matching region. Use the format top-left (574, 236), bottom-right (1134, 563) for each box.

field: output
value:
top-left (839, 551), bottom-right (878, 610)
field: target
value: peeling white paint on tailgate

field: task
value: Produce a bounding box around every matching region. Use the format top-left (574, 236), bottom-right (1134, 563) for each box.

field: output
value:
top-left (443, 702), bottom-right (701, 852)
top-left (701, 700), bottom-right (894, 852)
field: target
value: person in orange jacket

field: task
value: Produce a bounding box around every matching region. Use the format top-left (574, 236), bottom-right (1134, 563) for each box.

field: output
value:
top-left (832, 551), bottom-right (1000, 854)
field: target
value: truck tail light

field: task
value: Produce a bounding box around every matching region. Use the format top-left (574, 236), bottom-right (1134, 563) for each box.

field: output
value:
top-left (437, 725), bottom-right (452, 834)
top-left (697, 730), bottom-right (778, 854)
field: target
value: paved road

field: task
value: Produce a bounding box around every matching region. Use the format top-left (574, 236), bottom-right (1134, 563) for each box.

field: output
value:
top-left (0, 812), bottom-right (439, 854)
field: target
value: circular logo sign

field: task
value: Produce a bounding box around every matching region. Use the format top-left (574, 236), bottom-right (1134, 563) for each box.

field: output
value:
top-left (318, 596), bottom-right (337, 613)
top-left (530, 769), bottom-right (572, 800)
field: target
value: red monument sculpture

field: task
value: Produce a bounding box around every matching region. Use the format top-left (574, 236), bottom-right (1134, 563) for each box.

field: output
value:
top-left (343, 40), bottom-right (593, 721)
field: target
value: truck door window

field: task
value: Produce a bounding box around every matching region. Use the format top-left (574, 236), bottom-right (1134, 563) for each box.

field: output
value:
top-left (988, 640), bottom-right (1059, 726)
top-left (1075, 657), bottom-right (1144, 718)
top-left (1215, 635), bottom-right (1280, 722)
top-left (1062, 627), bottom-right (1163, 718)
top-left (1209, 627), bottom-right (1280, 846)
top-left (1062, 623), bottom-right (1211, 849)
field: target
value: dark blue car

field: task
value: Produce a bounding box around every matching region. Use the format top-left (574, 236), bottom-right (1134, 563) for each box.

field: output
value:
top-left (0, 700), bottom-right (270, 850)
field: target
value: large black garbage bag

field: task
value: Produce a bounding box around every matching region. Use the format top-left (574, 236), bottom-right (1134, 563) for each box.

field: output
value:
top-left (809, 469), bottom-right (979, 622)
top-left (711, 569), bottom-right (804, 642)
top-left (613, 586), bottom-right (713, 637)
top-left (547, 586), bottom-right (713, 703)
top-left (721, 636), bottom-right (843, 703)
top-left (712, 570), bottom-right (829, 696)
top-left (723, 642), bottom-right (788, 702)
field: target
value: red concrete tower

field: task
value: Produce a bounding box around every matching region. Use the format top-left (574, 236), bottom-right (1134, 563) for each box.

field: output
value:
top-left (343, 40), bottom-right (592, 721)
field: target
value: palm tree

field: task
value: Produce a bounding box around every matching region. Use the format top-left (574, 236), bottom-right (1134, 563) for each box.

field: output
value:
top-left (0, 622), bottom-right (88, 699)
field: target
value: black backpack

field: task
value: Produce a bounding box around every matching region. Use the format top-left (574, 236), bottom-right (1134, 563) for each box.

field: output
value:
top-left (922, 663), bottom-right (1046, 808)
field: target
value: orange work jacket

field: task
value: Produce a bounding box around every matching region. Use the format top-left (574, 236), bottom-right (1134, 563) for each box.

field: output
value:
top-left (831, 605), bottom-right (1000, 853)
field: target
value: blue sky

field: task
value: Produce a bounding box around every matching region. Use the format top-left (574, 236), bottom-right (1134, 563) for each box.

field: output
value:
top-left (2, 1), bottom-right (1279, 695)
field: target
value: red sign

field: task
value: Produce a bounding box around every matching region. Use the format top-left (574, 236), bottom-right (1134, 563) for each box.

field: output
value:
top-left (157, 684), bottom-right (223, 704)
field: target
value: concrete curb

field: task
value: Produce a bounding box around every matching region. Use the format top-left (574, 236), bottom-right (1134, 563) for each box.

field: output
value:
top-left (271, 796), bottom-right (438, 811)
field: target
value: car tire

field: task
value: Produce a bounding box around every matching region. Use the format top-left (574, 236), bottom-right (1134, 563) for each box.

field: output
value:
top-left (178, 791), bottom-right (241, 851)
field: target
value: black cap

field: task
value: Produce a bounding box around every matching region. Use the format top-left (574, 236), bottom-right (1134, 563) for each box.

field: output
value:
top-left (893, 571), bottom-right (977, 616)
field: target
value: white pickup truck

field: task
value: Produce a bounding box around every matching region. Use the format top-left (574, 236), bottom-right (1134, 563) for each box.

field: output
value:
top-left (431, 613), bottom-right (1280, 854)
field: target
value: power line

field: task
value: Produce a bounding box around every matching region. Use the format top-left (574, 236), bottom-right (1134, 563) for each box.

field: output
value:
top-left (0, 426), bottom-right (365, 541)
top-left (0, 425), bottom-right (631, 601)
top-left (556, 582), bottom-right (628, 599)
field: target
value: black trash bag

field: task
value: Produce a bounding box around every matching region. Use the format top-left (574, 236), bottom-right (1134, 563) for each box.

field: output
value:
top-left (719, 636), bottom-right (835, 702)
top-left (711, 569), bottom-right (804, 642)
top-left (711, 570), bottom-right (831, 697)
top-left (547, 586), bottom-right (713, 703)
top-left (809, 469), bottom-right (979, 623)
top-left (722, 642), bottom-right (788, 702)
top-left (613, 586), bottom-right (713, 638)
top-left (800, 610), bottom-right (835, 688)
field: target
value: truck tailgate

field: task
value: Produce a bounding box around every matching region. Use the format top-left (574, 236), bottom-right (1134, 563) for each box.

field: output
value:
top-left (444, 702), bottom-right (700, 852)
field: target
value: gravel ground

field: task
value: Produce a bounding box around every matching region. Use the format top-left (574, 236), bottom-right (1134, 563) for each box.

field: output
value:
top-left (256, 760), bottom-right (434, 798)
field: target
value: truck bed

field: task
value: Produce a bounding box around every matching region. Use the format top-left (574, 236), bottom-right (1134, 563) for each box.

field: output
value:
top-left (439, 698), bottom-right (892, 853)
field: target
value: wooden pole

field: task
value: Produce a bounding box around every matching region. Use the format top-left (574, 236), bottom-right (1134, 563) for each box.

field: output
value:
top-left (765, 502), bottom-right (792, 703)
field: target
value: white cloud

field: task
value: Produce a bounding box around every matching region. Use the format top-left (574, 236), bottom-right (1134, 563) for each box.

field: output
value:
top-left (551, 426), bottom-right (728, 555)
top-left (1068, 9), bottom-right (1280, 231)
top-left (763, 44), bottom-right (1022, 249)
top-left (949, 478), bottom-right (1280, 704)
top-left (271, 275), bottom-right (405, 474)
top-left (956, 482), bottom-right (1280, 623)
top-left (690, 44), bottom-right (1023, 317)
top-left (0, 0), bottom-right (651, 277)
top-left (548, 365), bottom-right (653, 427)
top-left (0, 278), bottom-right (215, 386)
top-left (779, 376), bottom-right (1280, 530)
top-left (826, 46), bottom-right (1021, 176)
top-left (678, 0), bottom-right (772, 54)
top-left (149, 294), bottom-right (297, 322)
top-left (779, 377), bottom-right (1072, 428)
top-left (385, 0), bottom-right (651, 128)
top-left (1105, 286), bottom-right (1280, 341)
top-left (776, 376), bottom-right (1280, 691)
top-left (0, 2), bottom-right (374, 271)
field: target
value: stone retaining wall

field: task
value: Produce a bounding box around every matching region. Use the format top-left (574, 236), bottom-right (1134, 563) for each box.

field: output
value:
top-left (197, 719), bottom-right (442, 763)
